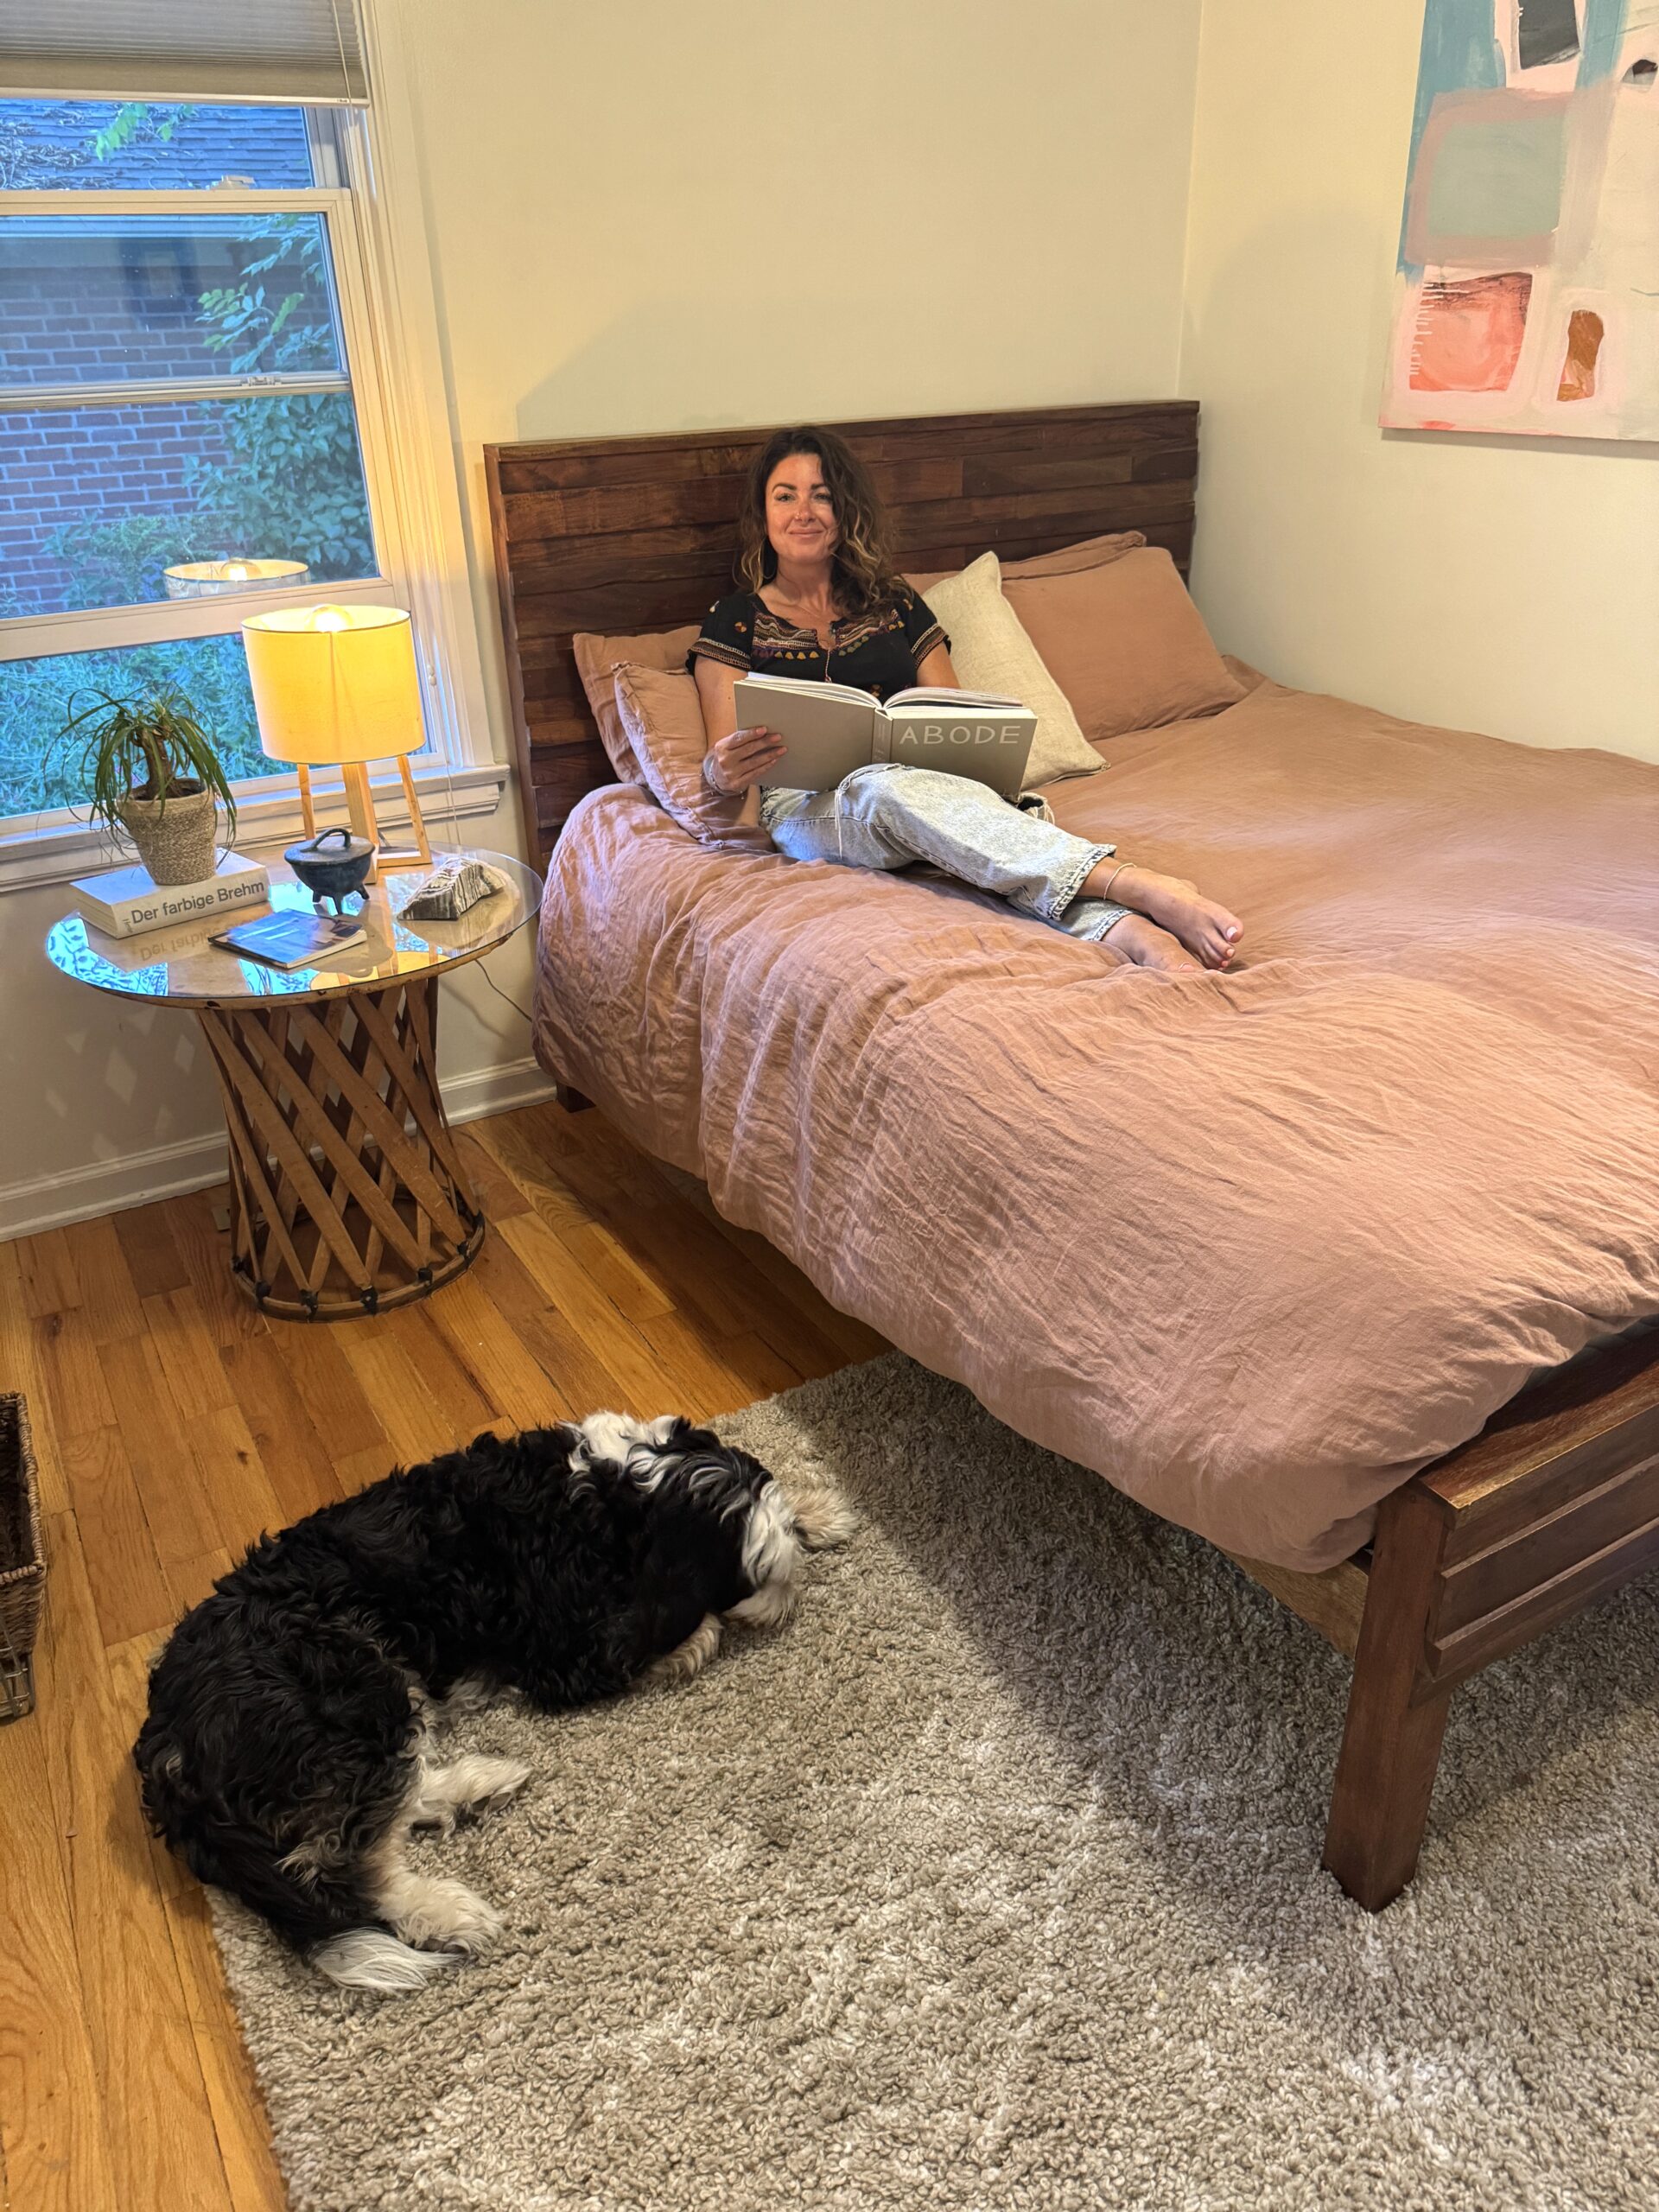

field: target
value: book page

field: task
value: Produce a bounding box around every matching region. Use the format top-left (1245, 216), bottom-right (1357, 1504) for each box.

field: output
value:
top-left (733, 675), bottom-right (878, 791)
top-left (885, 686), bottom-right (1021, 711)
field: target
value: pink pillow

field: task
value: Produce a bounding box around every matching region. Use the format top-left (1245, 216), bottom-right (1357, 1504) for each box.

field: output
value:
top-left (613, 663), bottom-right (772, 852)
top-left (573, 625), bottom-right (699, 780)
top-left (1001, 545), bottom-right (1244, 741)
top-left (1001, 530), bottom-right (1146, 580)
top-left (906, 530), bottom-right (1146, 599)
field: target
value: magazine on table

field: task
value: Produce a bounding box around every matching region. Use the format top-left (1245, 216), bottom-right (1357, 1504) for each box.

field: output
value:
top-left (211, 911), bottom-right (369, 972)
top-left (733, 674), bottom-right (1037, 796)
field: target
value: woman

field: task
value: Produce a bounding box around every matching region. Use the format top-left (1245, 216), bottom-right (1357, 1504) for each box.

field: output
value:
top-left (690, 427), bottom-right (1241, 971)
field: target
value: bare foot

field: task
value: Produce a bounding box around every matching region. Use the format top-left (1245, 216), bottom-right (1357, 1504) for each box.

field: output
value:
top-left (1103, 865), bottom-right (1243, 969)
top-left (1098, 912), bottom-right (1199, 970)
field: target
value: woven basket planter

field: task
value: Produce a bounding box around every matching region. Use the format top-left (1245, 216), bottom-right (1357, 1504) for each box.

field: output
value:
top-left (119, 787), bottom-right (219, 887)
top-left (0, 1394), bottom-right (46, 1723)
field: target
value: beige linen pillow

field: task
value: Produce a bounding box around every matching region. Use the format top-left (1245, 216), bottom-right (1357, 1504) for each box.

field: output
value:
top-left (919, 552), bottom-right (1103, 788)
top-left (573, 625), bottom-right (699, 781)
top-left (1001, 547), bottom-right (1244, 742)
top-left (612, 662), bottom-right (771, 853)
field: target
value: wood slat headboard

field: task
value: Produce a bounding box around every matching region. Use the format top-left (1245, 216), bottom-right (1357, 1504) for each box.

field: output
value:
top-left (486, 400), bottom-right (1200, 869)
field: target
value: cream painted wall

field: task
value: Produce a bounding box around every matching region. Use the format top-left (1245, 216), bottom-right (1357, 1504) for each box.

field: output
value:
top-left (403, 0), bottom-right (1206, 844)
top-left (1179, 1), bottom-right (1659, 762)
top-left (7, 0), bottom-right (1205, 1232)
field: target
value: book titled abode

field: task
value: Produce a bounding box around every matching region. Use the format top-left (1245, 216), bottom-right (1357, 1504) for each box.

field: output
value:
top-left (72, 852), bottom-right (271, 939)
top-left (733, 675), bottom-right (1037, 796)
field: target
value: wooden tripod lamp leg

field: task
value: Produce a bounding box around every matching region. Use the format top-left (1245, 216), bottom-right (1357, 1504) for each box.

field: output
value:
top-left (335, 759), bottom-right (430, 879)
top-left (1322, 1483), bottom-right (1455, 1910)
top-left (396, 752), bottom-right (432, 866)
top-left (340, 760), bottom-right (381, 882)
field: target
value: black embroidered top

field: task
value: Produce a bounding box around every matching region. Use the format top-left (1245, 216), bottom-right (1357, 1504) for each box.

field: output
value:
top-left (687, 583), bottom-right (948, 702)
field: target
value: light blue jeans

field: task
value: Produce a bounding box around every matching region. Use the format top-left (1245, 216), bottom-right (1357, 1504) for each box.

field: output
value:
top-left (760, 764), bottom-right (1133, 942)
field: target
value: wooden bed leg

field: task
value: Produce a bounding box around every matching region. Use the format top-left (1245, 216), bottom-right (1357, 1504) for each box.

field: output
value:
top-left (1322, 1483), bottom-right (1454, 1910)
top-left (551, 1081), bottom-right (593, 1115)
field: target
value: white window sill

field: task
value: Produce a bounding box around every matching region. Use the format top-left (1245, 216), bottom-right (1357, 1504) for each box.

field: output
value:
top-left (0, 757), bottom-right (512, 896)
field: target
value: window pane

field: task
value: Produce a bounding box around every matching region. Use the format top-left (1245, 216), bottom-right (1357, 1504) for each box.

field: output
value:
top-left (0, 394), bottom-right (377, 615)
top-left (1, 633), bottom-right (267, 820)
top-left (0, 100), bottom-right (316, 191)
top-left (1, 213), bottom-right (343, 386)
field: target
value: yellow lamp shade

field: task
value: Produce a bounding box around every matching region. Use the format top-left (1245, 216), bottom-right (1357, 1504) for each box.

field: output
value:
top-left (243, 604), bottom-right (424, 767)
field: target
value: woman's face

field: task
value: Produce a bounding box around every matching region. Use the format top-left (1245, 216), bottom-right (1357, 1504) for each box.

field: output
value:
top-left (764, 451), bottom-right (838, 567)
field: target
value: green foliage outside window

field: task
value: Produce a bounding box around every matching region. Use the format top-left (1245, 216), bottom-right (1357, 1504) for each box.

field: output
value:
top-left (0, 636), bottom-right (266, 822)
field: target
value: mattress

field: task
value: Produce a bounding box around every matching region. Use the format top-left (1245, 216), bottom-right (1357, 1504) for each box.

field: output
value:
top-left (531, 673), bottom-right (1659, 1570)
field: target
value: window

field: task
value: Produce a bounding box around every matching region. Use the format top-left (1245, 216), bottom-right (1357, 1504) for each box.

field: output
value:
top-left (0, 76), bottom-right (499, 877)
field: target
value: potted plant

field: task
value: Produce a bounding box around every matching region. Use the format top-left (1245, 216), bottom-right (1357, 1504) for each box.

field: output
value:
top-left (57, 683), bottom-right (238, 887)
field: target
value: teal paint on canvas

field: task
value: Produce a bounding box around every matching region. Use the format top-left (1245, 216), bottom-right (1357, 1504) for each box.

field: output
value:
top-left (1422, 110), bottom-right (1567, 239)
top-left (1578, 0), bottom-right (1630, 85)
top-left (1398, 0), bottom-right (1505, 274)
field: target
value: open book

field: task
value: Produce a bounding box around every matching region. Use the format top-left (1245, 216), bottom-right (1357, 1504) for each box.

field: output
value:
top-left (733, 674), bottom-right (1037, 797)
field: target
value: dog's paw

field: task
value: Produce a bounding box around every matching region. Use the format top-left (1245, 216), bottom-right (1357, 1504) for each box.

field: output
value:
top-left (411, 1753), bottom-right (530, 1827)
top-left (461, 1755), bottom-right (531, 1815)
top-left (387, 1875), bottom-right (503, 1955)
top-left (642, 1614), bottom-right (721, 1686)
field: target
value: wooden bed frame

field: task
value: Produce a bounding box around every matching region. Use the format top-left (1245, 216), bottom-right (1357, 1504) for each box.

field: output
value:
top-left (486, 403), bottom-right (1659, 1909)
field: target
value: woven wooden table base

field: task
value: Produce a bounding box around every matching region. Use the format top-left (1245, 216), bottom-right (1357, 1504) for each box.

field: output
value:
top-left (195, 975), bottom-right (484, 1320)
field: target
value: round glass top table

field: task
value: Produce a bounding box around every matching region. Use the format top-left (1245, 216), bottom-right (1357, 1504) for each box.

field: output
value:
top-left (46, 849), bottom-right (543, 1321)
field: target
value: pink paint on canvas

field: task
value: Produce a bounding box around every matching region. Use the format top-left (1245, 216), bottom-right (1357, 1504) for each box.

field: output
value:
top-left (1409, 272), bottom-right (1532, 391)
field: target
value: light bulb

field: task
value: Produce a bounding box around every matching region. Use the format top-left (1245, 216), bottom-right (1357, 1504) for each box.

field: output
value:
top-left (313, 608), bottom-right (349, 632)
top-left (224, 563), bottom-right (250, 582)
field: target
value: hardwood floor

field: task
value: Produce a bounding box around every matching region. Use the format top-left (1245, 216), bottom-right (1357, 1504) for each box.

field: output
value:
top-left (0, 1100), bottom-right (884, 2212)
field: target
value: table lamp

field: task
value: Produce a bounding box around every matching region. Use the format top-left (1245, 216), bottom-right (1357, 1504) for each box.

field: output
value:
top-left (243, 604), bottom-right (432, 878)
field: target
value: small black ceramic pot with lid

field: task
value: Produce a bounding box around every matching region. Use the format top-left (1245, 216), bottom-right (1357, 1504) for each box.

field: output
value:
top-left (283, 826), bottom-right (377, 912)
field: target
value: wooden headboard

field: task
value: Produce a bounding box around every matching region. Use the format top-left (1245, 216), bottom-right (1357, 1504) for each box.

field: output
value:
top-left (486, 400), bottom-right (1200, 870)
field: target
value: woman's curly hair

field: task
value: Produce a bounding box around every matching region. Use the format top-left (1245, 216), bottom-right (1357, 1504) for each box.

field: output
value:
top-left (734, 427), bottom-right (899, 616)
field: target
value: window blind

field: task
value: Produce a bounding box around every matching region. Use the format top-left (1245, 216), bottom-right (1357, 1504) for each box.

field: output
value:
top-left (0, 0), bottom-right (368, 105)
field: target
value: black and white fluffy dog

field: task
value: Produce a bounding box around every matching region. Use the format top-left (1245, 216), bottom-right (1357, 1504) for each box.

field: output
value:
top-left (135, 1412), bottom-right (849, 1993)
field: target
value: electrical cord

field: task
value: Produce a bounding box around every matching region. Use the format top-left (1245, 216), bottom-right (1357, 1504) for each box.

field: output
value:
top-left (475, 957), bottom-right (532, 1025)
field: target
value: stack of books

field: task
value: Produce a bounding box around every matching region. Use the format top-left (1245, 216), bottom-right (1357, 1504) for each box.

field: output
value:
top-left (72, 852), bottom-right (270, 940)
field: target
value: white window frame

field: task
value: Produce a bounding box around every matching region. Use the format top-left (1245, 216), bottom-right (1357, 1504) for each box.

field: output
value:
top-left (0, 72), bottom-right (502, 893)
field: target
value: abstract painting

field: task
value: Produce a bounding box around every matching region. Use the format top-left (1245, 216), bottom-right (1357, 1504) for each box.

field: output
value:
top-left (1382, 0), bottom-right (1659, 438)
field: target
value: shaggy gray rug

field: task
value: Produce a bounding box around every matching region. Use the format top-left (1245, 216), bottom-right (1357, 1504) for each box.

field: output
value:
top-left (213, 1355), bottom-right (1659, 2210)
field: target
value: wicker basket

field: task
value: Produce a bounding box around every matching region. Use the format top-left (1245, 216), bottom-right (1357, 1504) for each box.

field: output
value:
top-left (0, 1394), bottom-right (46, 1722)
top-left (118, 787), bottom-right (218, 887)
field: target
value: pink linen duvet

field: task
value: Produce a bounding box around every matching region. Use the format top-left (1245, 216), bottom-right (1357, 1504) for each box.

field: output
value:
top-left (531, 675), bottom-right (1659, 1571)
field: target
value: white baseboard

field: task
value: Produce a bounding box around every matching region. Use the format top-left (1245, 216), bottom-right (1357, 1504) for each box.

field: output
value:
top-left (0, 1056), bottom-right (556, 1244)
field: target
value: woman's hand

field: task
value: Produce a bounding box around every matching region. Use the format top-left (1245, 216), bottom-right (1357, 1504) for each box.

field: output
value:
top-left (703, 725), bottom-right (785, 797)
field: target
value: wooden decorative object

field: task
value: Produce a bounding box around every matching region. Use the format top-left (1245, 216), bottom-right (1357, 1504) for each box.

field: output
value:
top-left (486, 401), bottom-right (1202, 870)
top-left (195, 977), bottom-right (481, 1319)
